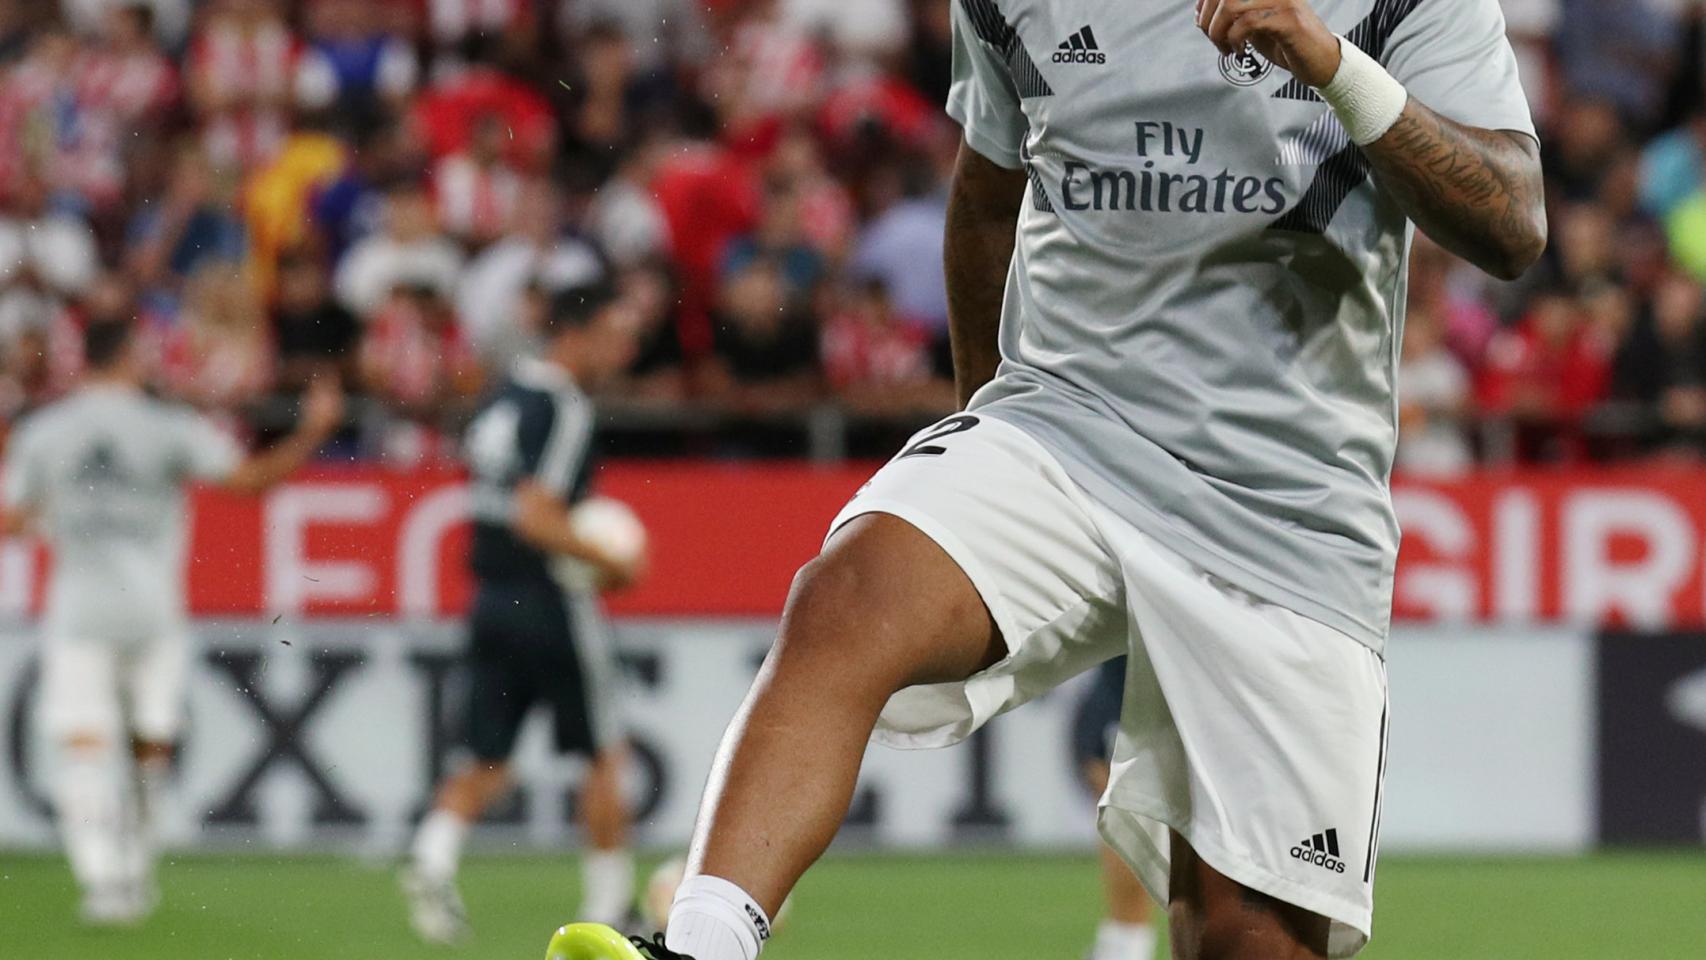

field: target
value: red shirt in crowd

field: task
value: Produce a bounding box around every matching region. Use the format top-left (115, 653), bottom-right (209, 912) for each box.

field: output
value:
top-left (1478, 299), bottom-right (1613, 422)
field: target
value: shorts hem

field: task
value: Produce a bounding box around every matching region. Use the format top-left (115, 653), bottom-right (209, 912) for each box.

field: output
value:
top-left (1100, 795), bottom-right (1373, 958)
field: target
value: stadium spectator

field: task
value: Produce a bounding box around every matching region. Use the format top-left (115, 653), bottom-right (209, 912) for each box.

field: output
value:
top-left (784, 0), bottom-right (909, 58)
top-left (310, 117), bottom-right (430, 262)
top-left (273, 244), bottom-right (359, 390)
top-left (850, 149), bottom-right (951, 359)
top-left (160, 265), bottom-right (272, 415)
top-left (61, 0), bottom-right (190, 48)
top-left (335, 183), bottom-right (463, 319)
top-left (1479, 289), bottom-right (1615, 462)
top-left (609, 259), bottom-right (687, 403)
top-left (425, 0), bottom-right (536, 80)
top-left (360, 279), bottom-right (482, 464)
top-left (457, 179), bottom-right (603, 365)
top-left (704, 257), bottom-right (820, 415)
top-left (557, 0), bottom-right (711, 74)
top-left (821, 277), bottom-right (952, 416)
top-left (433, 111), bottom-right (522, 245)
top-left (0, 172), bottom-right (100, 360)
top-left (585, 138), bottom-right (671, 271)
top-left (296, 0), bottom-right (420, 130)
top-left (126, 144), bottom-right (247, 293)
top-left (187, 0), bottom-right (303, 172)
top-left (555, 20), bottom-right (644, 192)
top-left (720, 178), bottom-right (827, 312)
top-left (1611, 272), bottom-right (1706, 455)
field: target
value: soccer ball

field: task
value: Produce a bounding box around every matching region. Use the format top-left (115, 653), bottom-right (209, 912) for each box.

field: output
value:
top-left (642, 857), bottom-right (794, 936)
top-left (551, 496), bottom-right (647, 589)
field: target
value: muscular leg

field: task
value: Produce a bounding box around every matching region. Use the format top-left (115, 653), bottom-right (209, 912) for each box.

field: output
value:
top-left (580, 744), bottom-right (630, 851)
top-left (1168, 832), bottom-right (1329, 960)
top-left (685, 514), bottom-right (1004, 913)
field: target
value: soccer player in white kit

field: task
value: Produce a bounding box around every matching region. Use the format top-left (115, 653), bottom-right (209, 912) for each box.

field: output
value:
top-left (550, 1), bottom-right (1545, 958)
top-left (1, 319), bottom-right (345, 925)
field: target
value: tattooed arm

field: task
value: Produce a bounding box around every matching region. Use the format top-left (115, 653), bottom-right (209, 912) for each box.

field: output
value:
top-left (1198, 0), bottom-right (1548, 280)
top-left (1361, 105), bottom-right (1546, 280)
top-left (944, 138), bottom-right (1028, 408)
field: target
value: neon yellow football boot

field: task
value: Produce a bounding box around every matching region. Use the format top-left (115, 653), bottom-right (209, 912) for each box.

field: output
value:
top-left (545, 924), bottom-right (694, 960)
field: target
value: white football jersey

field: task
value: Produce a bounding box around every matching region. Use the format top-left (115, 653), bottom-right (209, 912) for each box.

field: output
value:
top-left (950, 0), bottom-right (1534, 652)
top-left (3, 385), bottom-right (240, 642)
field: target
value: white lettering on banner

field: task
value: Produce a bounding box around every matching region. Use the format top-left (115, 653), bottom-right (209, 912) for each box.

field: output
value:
top-left (1564, 491), bottom-right (1694, 627)
top-left (1391, 489), bottom-right (1477, 619)
top-left (1493, 491), bottom-right (1540, 620)
top-left (398, 485), bottom-right (469, 618)
top-left (264, 486), bottom-right (388, 612)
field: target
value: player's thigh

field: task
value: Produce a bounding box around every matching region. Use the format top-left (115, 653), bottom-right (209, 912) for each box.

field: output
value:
top-left (826, 414), bottom-right (1127, 745)
top-left (778, 511), bottom-right (1002, 691)
top-left (39, 639), bottom-right (123, 743)
top-left (125, 631), bottom-right (192, 744)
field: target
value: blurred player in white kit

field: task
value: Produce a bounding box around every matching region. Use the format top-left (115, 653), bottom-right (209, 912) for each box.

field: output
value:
top-left (0, 318), bottom-right (344, 925)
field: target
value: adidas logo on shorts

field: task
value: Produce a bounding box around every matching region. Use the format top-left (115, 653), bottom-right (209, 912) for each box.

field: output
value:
top-left (1053, 25), bottom-right (1106, 64)
top-left (1289, 829), bottom-right (1347, 874)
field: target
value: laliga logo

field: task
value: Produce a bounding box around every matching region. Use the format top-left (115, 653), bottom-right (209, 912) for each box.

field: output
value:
top-left (1220, 42), bottom-right (1274, 86)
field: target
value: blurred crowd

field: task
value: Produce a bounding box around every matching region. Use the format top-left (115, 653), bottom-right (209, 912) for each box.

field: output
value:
top-left (1, 0), bottom-right (1705, 470)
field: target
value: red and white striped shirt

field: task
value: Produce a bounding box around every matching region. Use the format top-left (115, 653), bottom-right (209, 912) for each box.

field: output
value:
top-left (189, 16), bottom-right (304, 170)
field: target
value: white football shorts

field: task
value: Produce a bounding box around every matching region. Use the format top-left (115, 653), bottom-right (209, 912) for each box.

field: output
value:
top-left (39, 631), bottom-right (192, 744)
top-left (829, 414), bottom-right (1389, 957)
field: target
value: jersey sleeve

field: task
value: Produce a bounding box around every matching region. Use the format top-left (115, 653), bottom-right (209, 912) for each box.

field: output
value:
top-left (1383, 0), bottom-right (1536, 140)
top-left (946, 0), bottom-right (1028, 170)
top-left (177, 414), bottom-right (243, 482)
top-left (518, 393), bottom-right (591, 500)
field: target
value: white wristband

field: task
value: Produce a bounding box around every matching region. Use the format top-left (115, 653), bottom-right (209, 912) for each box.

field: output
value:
top-left (1316, 34), bottom-right (1408, 146)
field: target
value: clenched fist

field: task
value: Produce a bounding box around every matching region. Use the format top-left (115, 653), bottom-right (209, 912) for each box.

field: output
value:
top-left (1195, 0), bottom-right (1343, 88)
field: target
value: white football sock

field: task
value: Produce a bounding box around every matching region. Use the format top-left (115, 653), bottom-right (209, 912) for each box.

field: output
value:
top-left (578, 848), bottom-right (636, 926)
top-left (1092, 920), bottom-right (1158, 960)
top-left (57, 748), bottom-right (128, 895)
top-left (411, 810), bottom-right (469, 883)
top-left (665, 874), bottom-right (770, 960)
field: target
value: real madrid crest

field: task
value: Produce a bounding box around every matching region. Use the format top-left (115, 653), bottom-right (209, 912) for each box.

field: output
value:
top-left (1219, 42), bottom-right (1274, 87)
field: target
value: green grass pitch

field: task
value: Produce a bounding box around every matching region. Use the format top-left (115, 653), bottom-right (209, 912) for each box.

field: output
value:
top-left (1, 852), bottom-right (1702, 959)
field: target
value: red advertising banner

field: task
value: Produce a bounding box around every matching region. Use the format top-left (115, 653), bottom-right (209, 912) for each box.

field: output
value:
top-left (6, 463), bottom-right (1706, 626)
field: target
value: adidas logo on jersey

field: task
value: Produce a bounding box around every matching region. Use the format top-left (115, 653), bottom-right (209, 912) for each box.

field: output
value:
top-left (1289, 829), bottom-right (1347, 874)
top-left (1053, 25), bottom-right (1106, 64)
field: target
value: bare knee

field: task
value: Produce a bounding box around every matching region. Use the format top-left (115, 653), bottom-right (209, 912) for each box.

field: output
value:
top-left (769, 515), bottom-right (999, 690)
